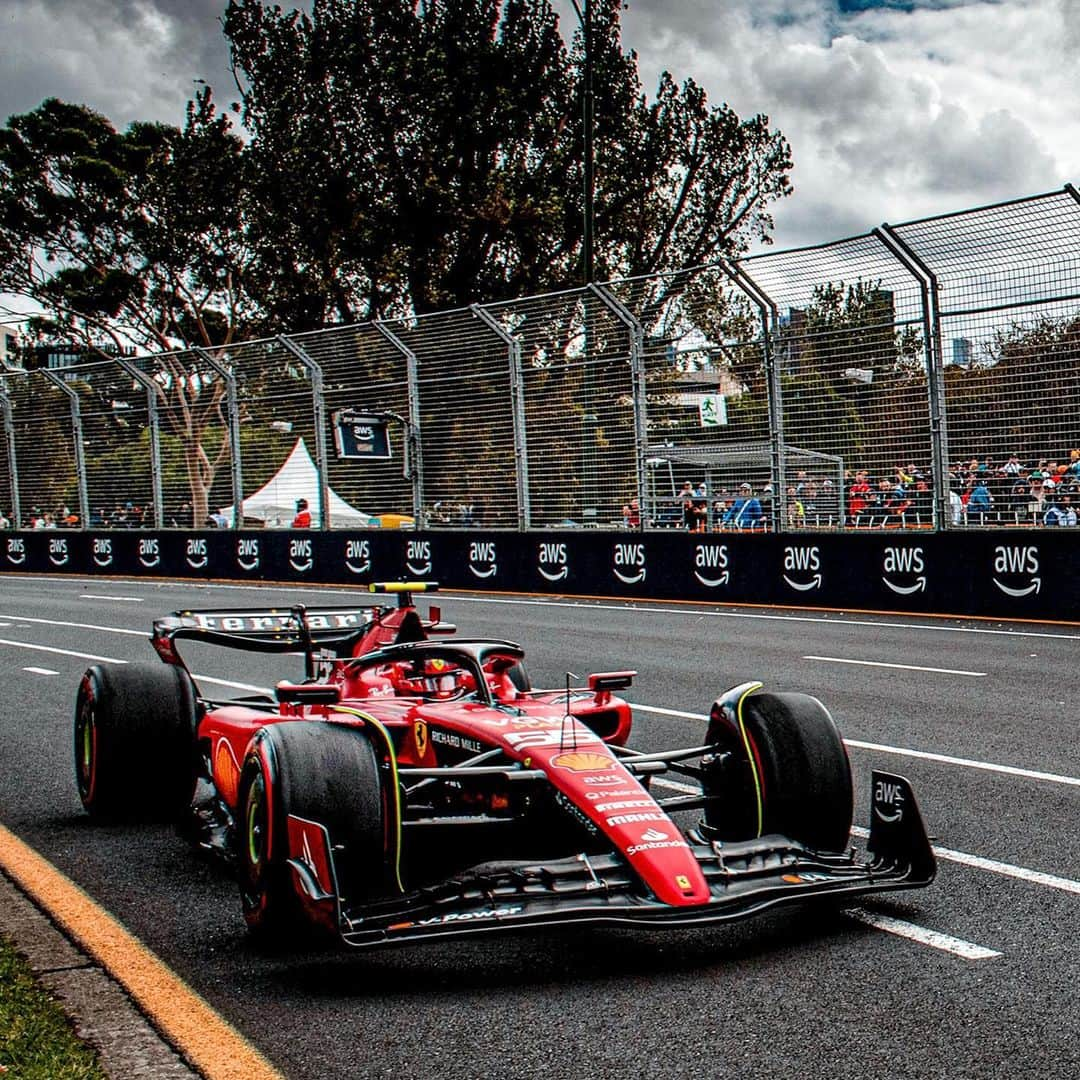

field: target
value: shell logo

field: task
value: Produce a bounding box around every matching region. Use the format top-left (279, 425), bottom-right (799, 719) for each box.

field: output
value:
top-left (551, 750), bottom-right (613, 773)
top-left (214, 739), bottom-right (241, 806)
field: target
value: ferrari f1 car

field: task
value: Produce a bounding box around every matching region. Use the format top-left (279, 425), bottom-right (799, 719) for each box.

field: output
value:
top-left (74, 583), bottom-right (935, 948)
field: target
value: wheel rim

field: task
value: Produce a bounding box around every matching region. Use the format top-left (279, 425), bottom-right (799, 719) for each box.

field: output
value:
top-left (75, 699), bottom-right (96, 802)
top-left (245, 772), bottom-right (267, 874)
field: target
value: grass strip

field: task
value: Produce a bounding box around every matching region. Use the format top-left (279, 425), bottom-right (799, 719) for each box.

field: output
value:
top-left (0, 934), bottom-right (106, 1080)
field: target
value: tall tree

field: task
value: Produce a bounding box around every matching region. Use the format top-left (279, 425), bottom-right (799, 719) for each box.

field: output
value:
top-left (0, 91), bottom-right (252, 522)
top-left (224, 0), bottom-right (794, 321)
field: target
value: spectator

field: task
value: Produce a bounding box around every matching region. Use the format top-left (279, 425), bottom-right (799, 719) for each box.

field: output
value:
top-left (966, 476), bottom-right (993, 524)
top-left (621, 498), bottom-right (641, 529)
top-left (723, 483), bottom-right (763, 529)
top-left (208, 506), bottom-right (229, 528)
top-left (948, 482), bottom-right (964, 525)
top-left (817, 478), bottom-right (839, 524)
top-left (0, 509), bottom-right (9, 530)
top-left (171, 502), bottom-right (194, 528)
top-left (848, 470), bottom-right (875, 524)
top-left (785, 485), bottom-right (805, 527)
top-left (1044, 493), bottom-right (1077, 527)
top-left (291, 498), bottom-right (312, 528)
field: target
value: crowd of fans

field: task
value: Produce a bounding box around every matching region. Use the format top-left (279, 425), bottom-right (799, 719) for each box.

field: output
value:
top-left (650, 448), bottom-right (1080, 530)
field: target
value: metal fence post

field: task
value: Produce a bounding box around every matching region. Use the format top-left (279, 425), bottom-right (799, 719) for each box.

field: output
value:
top-left (373, 321), bottom-right (425, 523)
top-left (40, 369), bottom-right (90, 528)
top-left (192, 347), bottom-right (244, 528)
top-left (470, 304), bottom-right (531, 529)
top-left (719, 261), bottom-right (786, 531)
top-left (876, 226), bottom-right (950, 529)
top-left (589, 284), bottom-right (648, 528)
top-left (277, 335), bottom-right (330, 531)
top-left (114, 359), bottom-right (164, 529)
top-left (0, 383), bottom-right (20, 528)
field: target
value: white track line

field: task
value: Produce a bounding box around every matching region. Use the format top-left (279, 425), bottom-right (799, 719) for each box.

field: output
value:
top-left (848, 826), bottom-right (1080, 896)
top-left (633, 703), bottom-right (1080, 789)
top-left (0, 639), bottom-right (131, 665)
top-left (804, 655), bottom-right (987, 677)
top-left (80, 594), bottom-right (144, 602)
top-left (22, 667), bottom-right (58, 676)
top-left (843, 909), bottom-right (1001, 960)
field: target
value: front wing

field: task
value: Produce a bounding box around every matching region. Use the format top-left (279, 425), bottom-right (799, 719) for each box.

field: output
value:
top-left (301, 771), bottom-right (936, 949)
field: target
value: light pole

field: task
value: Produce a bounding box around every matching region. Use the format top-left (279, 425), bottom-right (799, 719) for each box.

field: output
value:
top-left (568, 0), bottom-right (597, 520)
top-left (568, 0), bottom-right (594, 285)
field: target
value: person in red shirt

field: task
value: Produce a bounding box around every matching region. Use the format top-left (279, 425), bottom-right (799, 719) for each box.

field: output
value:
top-left (292, 498), bottom-right (312, 528)
top-left (847, 470), bottom-right (874, 524)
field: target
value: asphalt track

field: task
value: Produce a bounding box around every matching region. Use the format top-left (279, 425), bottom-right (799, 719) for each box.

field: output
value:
top-left (0, 574), bottom-right (1077, 1079)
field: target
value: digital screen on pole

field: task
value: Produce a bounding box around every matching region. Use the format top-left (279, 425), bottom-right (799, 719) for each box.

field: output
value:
top-left (332, 411), bottom-right (392, 459)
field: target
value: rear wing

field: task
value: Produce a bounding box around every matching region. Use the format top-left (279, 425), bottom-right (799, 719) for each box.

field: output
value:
top-left (150, 582), bottom-right (447, 669)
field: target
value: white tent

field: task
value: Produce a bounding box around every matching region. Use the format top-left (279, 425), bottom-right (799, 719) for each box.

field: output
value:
top-left (225, 437), bottom-right (377, 528)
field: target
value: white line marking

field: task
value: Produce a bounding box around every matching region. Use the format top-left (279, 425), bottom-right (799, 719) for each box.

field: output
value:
top-left (0, 639), bottom-right (130, 665)
top-left (11, 578), bottom-right (1080, 641)
top-left (849, 827), bottom-right (1080, 895)
top-left (844, 908), bottom-right (1001, 960)
top-left (22, 667), bottom-right (58, 676)
top-left (0, 614), bottom-right (147, 636)
top-left (632, 703), bottom-right (1080, 788)
top-left (192, 675), bottom-right (271, 694)
top-left (80, 594), bottom-right (144, 602)
top-left (803, 655), bottom-right (987, 677)
top-left (843, 739), bottom-right (1080, 788)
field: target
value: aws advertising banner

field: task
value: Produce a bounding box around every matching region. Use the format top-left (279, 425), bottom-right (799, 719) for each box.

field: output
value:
top-left (1, 529), bottom-right (1074, 621)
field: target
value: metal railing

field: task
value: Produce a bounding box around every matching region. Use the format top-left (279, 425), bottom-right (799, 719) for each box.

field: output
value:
top-left (2, 185), bottom-right (1079, 532)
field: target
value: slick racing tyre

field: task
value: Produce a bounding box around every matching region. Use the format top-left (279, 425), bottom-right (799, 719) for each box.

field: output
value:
top-left (237, 721), bottom-right (393, 945)
top-left (702, 690), bottom-right (852, 852)
top-left (74, 663), bottom-right (199, 821)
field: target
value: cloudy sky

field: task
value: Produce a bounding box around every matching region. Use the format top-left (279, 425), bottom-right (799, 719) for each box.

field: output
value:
top-left (1, 0), bottom-right (1078, 256)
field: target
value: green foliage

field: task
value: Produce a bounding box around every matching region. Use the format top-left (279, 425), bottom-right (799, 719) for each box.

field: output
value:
top-left (0, 935), bottom-right (107, 1079)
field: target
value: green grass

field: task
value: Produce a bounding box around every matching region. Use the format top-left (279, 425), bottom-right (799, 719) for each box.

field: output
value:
top-left (0, 934), bottom-right (107, 1080)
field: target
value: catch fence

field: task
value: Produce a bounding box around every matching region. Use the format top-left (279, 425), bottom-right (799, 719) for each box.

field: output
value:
top-left (2, 185), bottom-right (1079, 533)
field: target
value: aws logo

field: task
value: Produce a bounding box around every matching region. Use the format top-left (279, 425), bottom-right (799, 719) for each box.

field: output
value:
top-left (782, 546), bottom-right (821, 591)
top-left (613, 543), bottom-right (646, 584)
top-left (48, 538), bottom-right (69, 567)
top-left (468, 541), bottom-right (497, 579)
top-left (92, 537), bottom-right (113, 568)
top-left (289, 538), bottom-right (313, 573)
top-left (237, 538), bottom-right (260, 572)
top-left (345, 539), bottom-right (371, 575)
top-left (538, 541), bottom-right (568, 582)
top-left (406, 539), bottom-right (432, 576)
top-left (185, 537), bottom-right (208, 570)
top-left (992, 545), bottom-right (1040, 598)
top-left (882, 546), bottom-right (926, 595)
top-left (6, 538), bottom-right (25, 565)
top-left (694, 543), bottom-right (729, 587)
top-left (138, 538), bottom-right (160, 569)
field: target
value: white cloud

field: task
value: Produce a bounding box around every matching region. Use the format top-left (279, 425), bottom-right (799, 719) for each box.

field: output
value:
top-left (615, 0), bottom-right (1079, 249)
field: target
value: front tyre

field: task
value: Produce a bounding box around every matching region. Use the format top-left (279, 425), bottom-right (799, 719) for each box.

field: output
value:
top-left (74, 663), bottom-right (198, 821)
top-left (702, 689), bottom-right (852, 852)
top-left (237, 721), bottom-right (393, 945)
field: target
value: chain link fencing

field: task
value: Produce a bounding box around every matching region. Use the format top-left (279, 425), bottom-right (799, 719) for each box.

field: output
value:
top-left (2, 186), bottom-right (1079, 532)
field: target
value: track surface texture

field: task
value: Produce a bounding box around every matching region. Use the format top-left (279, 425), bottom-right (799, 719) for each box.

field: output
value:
top-left (0, 575), bottom-right (1077, 1080)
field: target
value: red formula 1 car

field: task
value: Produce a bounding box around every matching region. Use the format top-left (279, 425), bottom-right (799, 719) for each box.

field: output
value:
top-left (74, 583), bottom-right (935, 948)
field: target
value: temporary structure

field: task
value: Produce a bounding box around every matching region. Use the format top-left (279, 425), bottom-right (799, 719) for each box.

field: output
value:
top-left (224, 437), bottom-right (378, 528)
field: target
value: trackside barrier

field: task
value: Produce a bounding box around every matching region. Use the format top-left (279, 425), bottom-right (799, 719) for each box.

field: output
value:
top-left (3, 528), bottom-right (1073, 621)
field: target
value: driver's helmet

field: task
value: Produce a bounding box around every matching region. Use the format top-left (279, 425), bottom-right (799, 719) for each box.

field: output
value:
top-left (405, 657), bottom-right (464, 699)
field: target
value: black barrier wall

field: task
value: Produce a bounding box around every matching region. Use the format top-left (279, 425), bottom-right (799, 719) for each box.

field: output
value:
top-left (2, 530), bottom-right (1076, 621)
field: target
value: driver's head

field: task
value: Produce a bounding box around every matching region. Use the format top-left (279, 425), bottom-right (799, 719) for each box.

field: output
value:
top-left (409, 657), bottom-right (462, 699)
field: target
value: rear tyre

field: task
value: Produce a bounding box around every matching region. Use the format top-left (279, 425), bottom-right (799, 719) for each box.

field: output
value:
top-left (237, 721), bottom-right (392, 944)
top-left (74, 663), bottom-right (198, 821)
top-left (702, 691), bottom-right (852, 852)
